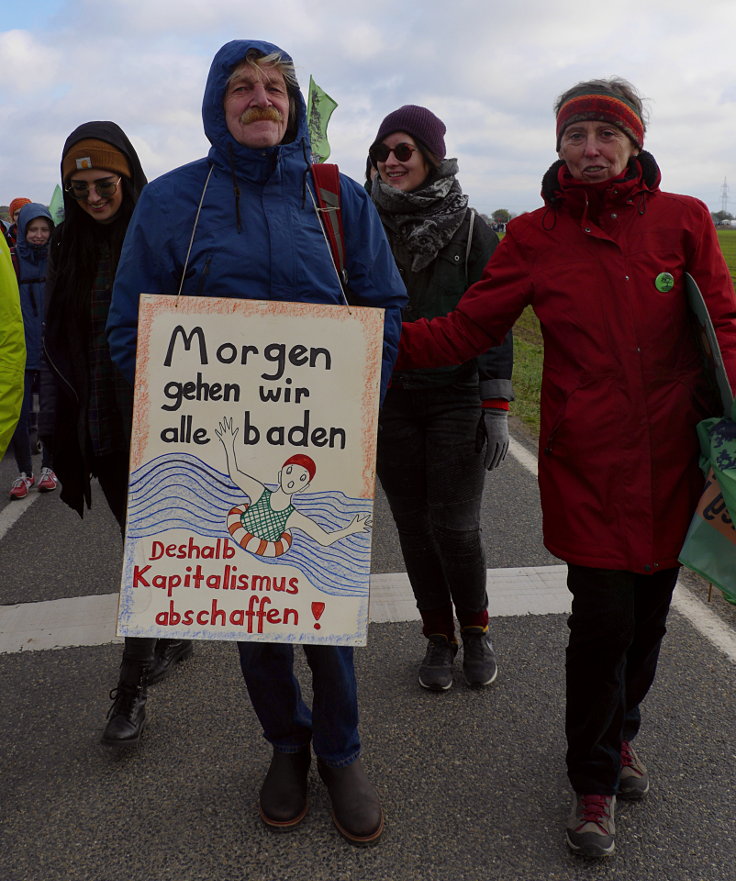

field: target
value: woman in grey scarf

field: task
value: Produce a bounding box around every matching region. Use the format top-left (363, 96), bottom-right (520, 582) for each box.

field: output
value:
top-left (368, 105), bottom-right (513, 692)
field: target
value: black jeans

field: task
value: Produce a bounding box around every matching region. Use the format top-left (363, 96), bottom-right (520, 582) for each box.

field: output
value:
top-left (377, 382), bottom-right (488, 634)
top-left (565, 565), bottom-right (678, 794)
top-left (11, 370), bottom-right (52, 475)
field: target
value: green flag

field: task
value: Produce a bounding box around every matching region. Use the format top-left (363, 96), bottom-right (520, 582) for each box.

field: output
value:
top-left (48, 184), bottom-right (64, 226)
top-left (307, 75), bottom-right (338, 164)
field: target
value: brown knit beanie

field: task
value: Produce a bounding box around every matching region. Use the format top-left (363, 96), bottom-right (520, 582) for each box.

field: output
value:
top-left (62, 139), bottom-right (131, 181)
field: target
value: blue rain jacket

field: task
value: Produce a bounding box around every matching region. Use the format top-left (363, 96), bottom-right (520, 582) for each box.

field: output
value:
top-left (14, 202), bottom-right (52, 370)
top-left (107, 39), bottom-right (406, 400)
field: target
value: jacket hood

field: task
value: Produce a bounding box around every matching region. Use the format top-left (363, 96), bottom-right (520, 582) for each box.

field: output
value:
top-left (202, 39), bottom-right (310, 174)
top-left (540, 150), bottom-right (661, 208)
top-left (15, 202), bottom-right (53, 263)
top-left (59, 120), bottom-right (148, 220)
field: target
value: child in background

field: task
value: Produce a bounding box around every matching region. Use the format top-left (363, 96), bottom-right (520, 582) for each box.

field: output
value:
top-left (8, 202), bottom-right (57, 499)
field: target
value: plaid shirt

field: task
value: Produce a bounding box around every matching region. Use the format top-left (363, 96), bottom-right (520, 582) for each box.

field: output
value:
top-left (87, 244), bottom-right (133, 456)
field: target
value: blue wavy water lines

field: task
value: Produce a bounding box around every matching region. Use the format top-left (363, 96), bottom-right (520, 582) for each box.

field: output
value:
top-left (126, 453), bottom-right (371, 597)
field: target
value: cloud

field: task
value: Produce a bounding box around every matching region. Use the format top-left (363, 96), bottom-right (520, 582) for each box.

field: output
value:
top-left (0, 30), bottom-right (63, 93)
top-left (1, 0), bottom-right (735, 215)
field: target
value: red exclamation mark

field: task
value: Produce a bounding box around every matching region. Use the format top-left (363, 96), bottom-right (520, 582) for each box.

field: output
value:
top-left (312, 602), bottom-right (326, 629)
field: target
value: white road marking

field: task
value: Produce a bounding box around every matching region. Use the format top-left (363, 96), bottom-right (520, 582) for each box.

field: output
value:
top-left (508, 436), bottom-right (539, 476)
top-left (671, 587), bottom-right (736, 664)
top-left (0, 489), bottom-right (40, 540)
top-left (0, 566), bottom-right (572, 655)
top-left (0, 438), bottom-right (734, 661)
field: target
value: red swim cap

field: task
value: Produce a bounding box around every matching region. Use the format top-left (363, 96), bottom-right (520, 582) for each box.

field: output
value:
top-left (282, 454), bottom-right (316, 481)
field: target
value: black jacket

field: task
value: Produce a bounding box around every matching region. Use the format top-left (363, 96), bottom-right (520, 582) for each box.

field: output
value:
top-left (42, 121), bottom-right (147, 516)
top-left (389, 209), bottom-right (513, 398)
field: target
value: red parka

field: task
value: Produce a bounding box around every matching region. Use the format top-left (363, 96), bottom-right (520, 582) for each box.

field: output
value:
top-left (398, 153), bottom-right (736, 573)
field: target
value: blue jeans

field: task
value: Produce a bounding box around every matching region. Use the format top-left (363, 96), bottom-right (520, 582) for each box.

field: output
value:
top-left (237, 642), bottom-right (360, 767)
top-left (376, 382), bottom-right (487, 627)
top-left (565, 565), bottom-right (678, 795)
top-left (11, 370), bottom-right (51, 475)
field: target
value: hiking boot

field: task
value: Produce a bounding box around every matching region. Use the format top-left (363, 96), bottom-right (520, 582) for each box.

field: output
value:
top-left (418, 634), bottom-right (457, 691)
top-left (461, 626), bottom-right (498, 687)
top-left (317, 758), bottom-right (384, 846)
top-left (619, 740), bottom-right (650, 800)
top-left (37, 467), bottom-right (58, 493)
top-left (566, 793), bottom-right (616, 858)
top-left (9, 472), bottom-right (34, 500)
top-left (147, 639), bottom-right (194, 685)
top-left (259, 749), bottom-right (311, 830)
top-left (101, 660), bottom-right (148, 747)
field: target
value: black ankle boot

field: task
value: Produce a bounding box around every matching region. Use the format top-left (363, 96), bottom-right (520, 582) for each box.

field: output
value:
top-left (317, 758), bottom-right (384, 845)
top-left (148, 639), bottom-right (194, 685)
top-left (259, 749), bottom-right (312, 830)
top-left (101, 660), bottom-right (149, 747)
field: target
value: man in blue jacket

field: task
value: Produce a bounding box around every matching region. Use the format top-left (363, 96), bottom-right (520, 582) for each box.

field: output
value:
top-left (107, 39), bottom-right (406, 846)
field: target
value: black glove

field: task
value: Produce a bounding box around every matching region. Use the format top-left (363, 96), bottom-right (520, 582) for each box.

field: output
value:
top-left (475, 407), bottom-right (509, 471)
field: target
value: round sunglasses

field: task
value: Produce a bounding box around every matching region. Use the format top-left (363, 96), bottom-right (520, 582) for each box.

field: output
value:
top-left (369, 142), bottom-right (418, 164)
top-left (64, 176), bottom-right (122, 200)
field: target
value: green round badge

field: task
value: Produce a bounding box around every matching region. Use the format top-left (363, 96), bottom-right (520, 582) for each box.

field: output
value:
top-left (655, 272), bottom-right (675, 292)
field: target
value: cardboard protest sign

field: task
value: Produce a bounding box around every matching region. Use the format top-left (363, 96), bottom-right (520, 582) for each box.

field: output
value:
top-left (117, 295), bottom-right (384, 646)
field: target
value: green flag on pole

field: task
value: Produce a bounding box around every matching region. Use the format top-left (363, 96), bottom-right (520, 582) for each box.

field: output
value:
top-left (307, 75), bottom-right (338, 164)
top-left (48, 184), bottom-right (64, 226)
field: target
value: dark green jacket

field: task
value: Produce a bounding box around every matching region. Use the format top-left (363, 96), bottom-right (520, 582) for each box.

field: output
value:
top-left (390, 208), bottom-right (514, 398)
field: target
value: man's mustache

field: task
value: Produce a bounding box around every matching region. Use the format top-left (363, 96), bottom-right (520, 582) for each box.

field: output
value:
top-left (239, 107), bottom-right (284, 124)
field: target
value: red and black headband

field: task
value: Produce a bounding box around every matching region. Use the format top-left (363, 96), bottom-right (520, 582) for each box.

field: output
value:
top-left (556, 89), bottom-right (644, 150)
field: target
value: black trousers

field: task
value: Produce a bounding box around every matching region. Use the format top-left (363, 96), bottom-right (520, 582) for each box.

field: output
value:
top-left (565, 564), bottom-right (678, 794)
top-left (96, 452), bottom-right (157, 664)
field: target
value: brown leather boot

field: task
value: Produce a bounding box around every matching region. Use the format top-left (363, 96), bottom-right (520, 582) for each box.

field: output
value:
top-left (317, 758), bottom-right (384, 845)
top-left (259, 749), bottom-right (311, 830)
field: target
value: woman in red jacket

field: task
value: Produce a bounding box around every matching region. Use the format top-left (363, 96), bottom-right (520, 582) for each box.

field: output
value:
top-left (397, 77), bottom-right (736, 859)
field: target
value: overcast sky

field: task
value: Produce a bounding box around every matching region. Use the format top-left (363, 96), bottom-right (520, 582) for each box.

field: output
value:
top-left (2, 0), bottom-right (735, 218)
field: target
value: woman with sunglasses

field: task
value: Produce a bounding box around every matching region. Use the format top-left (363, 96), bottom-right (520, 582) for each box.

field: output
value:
top-left (43, 121), bottom-right (192, 747)
top-left (368, 106), bottom-right (513, 691)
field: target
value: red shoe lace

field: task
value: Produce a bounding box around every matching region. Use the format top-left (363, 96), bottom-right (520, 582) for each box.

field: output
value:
top-left (577, 795), bottom-right (612, 828)
top-left (620, 740), bottom-right (636, 770)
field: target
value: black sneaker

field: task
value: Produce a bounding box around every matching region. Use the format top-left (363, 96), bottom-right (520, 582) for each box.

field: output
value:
top-left (418, 635), bottom-right (457, 691)
top-left (461, 626), bottom-right (498, 687)
top-left (566, 793), bottom-right (616, 858)
top-left (618, 740), bottom-right (650, 800)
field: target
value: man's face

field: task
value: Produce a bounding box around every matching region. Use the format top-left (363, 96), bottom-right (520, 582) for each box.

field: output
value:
top-left (224, 63), bottom-right (290, 149)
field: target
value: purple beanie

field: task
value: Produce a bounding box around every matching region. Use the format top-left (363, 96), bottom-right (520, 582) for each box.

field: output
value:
top-left (371, 105), bottom-right (446, 160)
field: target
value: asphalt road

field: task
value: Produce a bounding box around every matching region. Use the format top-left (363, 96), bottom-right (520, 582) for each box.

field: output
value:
top-left (1, 420), bottom-right (735, 881)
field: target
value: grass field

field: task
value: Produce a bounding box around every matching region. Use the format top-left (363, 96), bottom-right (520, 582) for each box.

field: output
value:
top-left (512, 228), bottom-right (736, 437)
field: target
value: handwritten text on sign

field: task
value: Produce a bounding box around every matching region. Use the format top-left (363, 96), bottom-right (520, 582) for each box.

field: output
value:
top-left (117, 295), bottom-right (384, 646)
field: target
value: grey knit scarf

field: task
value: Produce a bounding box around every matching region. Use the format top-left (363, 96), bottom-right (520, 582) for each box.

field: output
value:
top-left (371, 158), bottom-right (468, 271)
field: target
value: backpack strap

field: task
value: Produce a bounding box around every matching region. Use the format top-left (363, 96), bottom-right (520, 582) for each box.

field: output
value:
top-left (311, 163), bottom-right (348, 290)
top-left (9, 246), bottom-right (20, 280)
top-left (464, 208), bottom-right (475, 287)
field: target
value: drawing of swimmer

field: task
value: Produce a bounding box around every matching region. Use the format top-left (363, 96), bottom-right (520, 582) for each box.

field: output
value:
top-left (215, 417), bottom-right (372, 556)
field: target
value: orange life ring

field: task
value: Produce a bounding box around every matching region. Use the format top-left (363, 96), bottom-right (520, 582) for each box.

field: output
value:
top-left (227, 504), bottom-right (293, 557)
